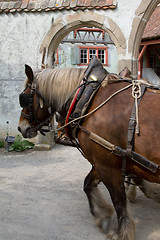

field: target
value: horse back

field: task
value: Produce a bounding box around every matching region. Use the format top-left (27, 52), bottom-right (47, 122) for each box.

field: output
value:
top-left (78, 81), bottom-right (160, 183)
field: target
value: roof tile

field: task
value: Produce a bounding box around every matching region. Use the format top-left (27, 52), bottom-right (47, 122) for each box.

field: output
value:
top-left (10, 8), bottom-right (16, 12)
top-left (142, 6), bottom-right (160, 40)
top-left (41, 0), bottom-right (50, 9)
top-left (27, 0), bottom-right (36, 10)
top-left (63, 0), bottom-right (70, 7)
top-left (78, 0), bottom-right (84, 6)
top-left (48, 0), bottom-right (56, 8)
top-left (0, 0), bottom-right (117, 13)
top-left (21, 0), bottom-right (29, 9)
top-left (55, 0), bottom-right (63, 8)
top-left (70, 0), bottom-right (78, 8)
top-left (13, 1), bottom-right (22, 9)
top-left (1, 1), bottom-right (9, 10)
top-left (34, 0), bottom-right (42, 10)
top-left (7, 1), bottom-right (15, 9)
top-left (97, 0), bottom-right (113, 6)
top-left (91, 0), bottom-right (98, 7)
top-left (84, 0), bottom-right (91, 6)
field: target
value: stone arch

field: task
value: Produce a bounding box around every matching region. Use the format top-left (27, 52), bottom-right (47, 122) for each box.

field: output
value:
top-left (129, 0), bottom-right (160, 78)
top-left (40, 11), bottom-right (126, 69)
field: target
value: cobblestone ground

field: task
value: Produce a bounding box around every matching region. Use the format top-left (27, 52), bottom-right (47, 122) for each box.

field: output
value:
top-left (0, 144), bottom-right (160, 240)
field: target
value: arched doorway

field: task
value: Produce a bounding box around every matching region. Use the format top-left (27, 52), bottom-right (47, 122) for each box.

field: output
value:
top-left (40, 11), bottom-right (126, 73)
top-left (130, 0), bottom-right (160, 78)
top-left (53, 27), bottom-right (118, 74)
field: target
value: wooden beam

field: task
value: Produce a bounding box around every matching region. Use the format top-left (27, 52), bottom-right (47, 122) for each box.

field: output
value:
top-left (138, 45), bottom-right (147, 61)
top-left (141, 39), bottom-right (160, 46)
top-left (148, 44), bottom-right (160, 49)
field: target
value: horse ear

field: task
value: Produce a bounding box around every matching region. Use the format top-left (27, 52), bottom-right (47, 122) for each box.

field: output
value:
top-left (25, 64), bottom-right (33, 82)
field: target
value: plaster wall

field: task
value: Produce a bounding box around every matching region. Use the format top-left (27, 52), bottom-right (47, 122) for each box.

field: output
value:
top-left (0, 12), bottom-right (55, 137)
top-left (0, 0), bottom-right (158, 138)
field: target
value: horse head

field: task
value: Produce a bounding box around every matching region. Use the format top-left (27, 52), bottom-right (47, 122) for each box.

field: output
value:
top-left (18, 65), bottom-right (85, 138)
top-left (18, 65), bottom-right (53, 138)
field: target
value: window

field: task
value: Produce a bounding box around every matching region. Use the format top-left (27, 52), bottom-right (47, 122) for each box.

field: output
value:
top-left (80, 49), bottom-right (87, 64)
top-left (98, 49), bottom-right (105, 64)
top-left (89, 49), bottom-right (96, 61)
top-left (79, 46), bottom-right (108, 66)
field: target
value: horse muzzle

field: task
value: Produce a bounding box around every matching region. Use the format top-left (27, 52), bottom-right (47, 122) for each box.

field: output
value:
top-left (18, 126), bottom-right (37, 138)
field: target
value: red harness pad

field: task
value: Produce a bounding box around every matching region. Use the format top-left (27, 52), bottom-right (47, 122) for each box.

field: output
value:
top-left (65, 85), bottom-right (82, 139)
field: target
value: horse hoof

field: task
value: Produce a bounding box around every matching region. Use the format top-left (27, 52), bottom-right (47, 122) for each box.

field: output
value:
top-left (106, 230), bottom-right (119, 240)
top-left (95, 217), bottom-right (111, 233)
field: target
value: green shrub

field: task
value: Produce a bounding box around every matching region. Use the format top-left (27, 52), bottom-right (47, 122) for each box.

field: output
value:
top-left (9, 135), bottom-right (34, 152)
top-left (0, 140), bottom-right (4, 148)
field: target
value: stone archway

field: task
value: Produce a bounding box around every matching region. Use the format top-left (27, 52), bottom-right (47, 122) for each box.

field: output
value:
top-left (129, 0), bottom-right (160, 78)
top-left (40, 11), bottom-right (126, 71)
top-left (39, 10), bottom-right (128, 146)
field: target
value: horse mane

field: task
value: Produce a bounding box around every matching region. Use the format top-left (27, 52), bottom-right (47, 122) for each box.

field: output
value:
top-left (101, 73), bottom-right (123, 88)
top-left (32, 68), bottom-right (85, 109)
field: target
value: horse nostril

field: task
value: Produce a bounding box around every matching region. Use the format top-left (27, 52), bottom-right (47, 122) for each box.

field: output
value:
top-left (18, 127), bottom-right (21, 132)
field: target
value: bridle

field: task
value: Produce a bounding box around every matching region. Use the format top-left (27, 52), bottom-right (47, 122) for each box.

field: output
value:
top-left (20, 83), bottom-right (37, 121)
top-left (19, 82), bottom-right (55, 135)
top-left (19, 78), bottom-right (89, 136)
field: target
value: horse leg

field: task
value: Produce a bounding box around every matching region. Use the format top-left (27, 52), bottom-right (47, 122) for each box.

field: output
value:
top-left (84, 166), bottom-right (114, 232)
top-left (133, 177), bottom-right (160, 203)
top-left (126, 184), bottom-right (137, 203)
top-left (125, 175), bottom-right (137, 203)
top-left (97, 169), bottom-right (135, 240)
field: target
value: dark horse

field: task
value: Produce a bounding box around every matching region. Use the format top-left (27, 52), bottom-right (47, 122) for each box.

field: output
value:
top-left (18, 60), bottom-right (160, 240)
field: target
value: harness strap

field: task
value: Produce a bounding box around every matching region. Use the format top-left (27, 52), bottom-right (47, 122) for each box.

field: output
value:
top-left (126, 84), bottom-right (146, 153)
top-left (78, 127), bottom-right (159, 173)
top-left (81, 129), bottom-right (159, 173)
top-left (121, 84), bottom-right (146, 186)
top-left (21, 111), bottom-right (32, 120)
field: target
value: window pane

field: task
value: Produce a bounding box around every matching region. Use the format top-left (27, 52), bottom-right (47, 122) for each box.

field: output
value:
top-left (80, 49), bottom-right (87, 64)
top-left (89, 49), bottom-right (96, 61)
top-left (98, 49), bottom-right (105, 64)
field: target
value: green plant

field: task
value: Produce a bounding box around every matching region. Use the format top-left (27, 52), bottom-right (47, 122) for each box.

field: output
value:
top-left (9, 135), bottom-right (34, 152)
top-left (0, 140), bottom-right (4, 148)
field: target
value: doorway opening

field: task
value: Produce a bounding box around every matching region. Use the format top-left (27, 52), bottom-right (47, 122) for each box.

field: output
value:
top-left (53, 27), bottom-right (118, 74)
top-left (138, 4), bottom-right (160, 85)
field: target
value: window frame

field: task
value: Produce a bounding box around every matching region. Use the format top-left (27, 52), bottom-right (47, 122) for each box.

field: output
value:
top-left (78, 46), bottom-right (108, 66)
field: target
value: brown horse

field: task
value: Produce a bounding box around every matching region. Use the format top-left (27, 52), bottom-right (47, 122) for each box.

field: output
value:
top-left (18, 63), bottom-right (160, 240)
